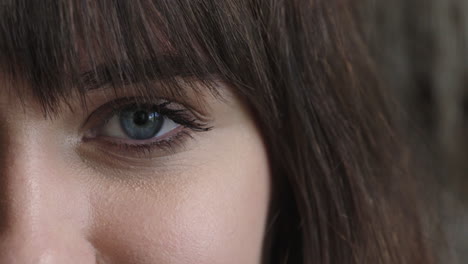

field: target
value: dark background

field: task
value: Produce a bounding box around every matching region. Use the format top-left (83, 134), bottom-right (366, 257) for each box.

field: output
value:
top-left (359, 0), bottom-right (468, 262)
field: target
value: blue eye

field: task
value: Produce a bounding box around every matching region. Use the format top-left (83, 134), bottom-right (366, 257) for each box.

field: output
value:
top-left (97, 105), bottom-right (180, 141)
top-left (120, 107), bottom-right (164, 140)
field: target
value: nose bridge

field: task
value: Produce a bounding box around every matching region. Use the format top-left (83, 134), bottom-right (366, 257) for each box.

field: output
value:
top-left (1, 124), bottom-right (60, 225)
top-left (0, 122), bottom-right (96, 263)
top-left (3, 140), bottom-right (56, 234)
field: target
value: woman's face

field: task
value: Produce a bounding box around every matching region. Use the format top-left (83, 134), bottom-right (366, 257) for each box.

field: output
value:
top-left (0, 75), bottom-right (271, 263)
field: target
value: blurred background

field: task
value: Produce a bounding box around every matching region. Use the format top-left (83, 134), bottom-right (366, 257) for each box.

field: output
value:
top-left (358, 0), bottom-right (468, 262)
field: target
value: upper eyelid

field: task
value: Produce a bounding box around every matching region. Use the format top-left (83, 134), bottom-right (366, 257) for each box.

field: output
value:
top-left (80, 98), bottom-right (172, 130)
top-left (81, 80), bottom-right (217, 117)
top-left (80, 97), bottom-right (212, 136)
top-left (75, 78), bottom-right (220, 134)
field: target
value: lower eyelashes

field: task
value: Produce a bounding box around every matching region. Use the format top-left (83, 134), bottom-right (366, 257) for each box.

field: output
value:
top-left (85, 129), bottom-right (193, 158)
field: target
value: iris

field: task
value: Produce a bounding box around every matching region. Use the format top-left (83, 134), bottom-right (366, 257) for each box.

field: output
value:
top-left (119, 107), bottom-right (164, 140)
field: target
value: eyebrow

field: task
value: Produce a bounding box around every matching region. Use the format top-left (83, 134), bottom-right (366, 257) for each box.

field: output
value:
top-left (79, 55), bottom-right (217, 91)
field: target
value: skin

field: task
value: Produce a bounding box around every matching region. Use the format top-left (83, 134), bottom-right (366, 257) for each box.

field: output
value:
top-left (0, 77), bottom-right (271, 264)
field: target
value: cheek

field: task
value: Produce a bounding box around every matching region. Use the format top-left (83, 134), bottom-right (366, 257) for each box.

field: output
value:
top-left (87, 129), bottom-right (271, 264)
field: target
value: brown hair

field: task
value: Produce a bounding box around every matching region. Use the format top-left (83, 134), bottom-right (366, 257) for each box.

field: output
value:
top-left (0, 0), bottom-right (434, 263)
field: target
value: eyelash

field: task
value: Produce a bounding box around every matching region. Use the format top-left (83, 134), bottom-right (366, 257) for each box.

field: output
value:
top-left (96, 130), bottom-right (193, 157)
top-left (83, 98), bottom-right (212, 156)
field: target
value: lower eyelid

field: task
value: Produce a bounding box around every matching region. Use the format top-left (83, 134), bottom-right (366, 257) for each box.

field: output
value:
top-left (87, 125), bottom-right (185, 145)
top-left (79, 127), bottom-right (195, 163)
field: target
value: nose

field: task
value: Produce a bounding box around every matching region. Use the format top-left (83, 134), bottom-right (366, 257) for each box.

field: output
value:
top-left (0, 132), bottom-right (97, 263)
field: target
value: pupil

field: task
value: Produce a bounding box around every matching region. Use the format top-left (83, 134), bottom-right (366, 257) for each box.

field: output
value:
top-left (133, 111), bottom-right (149, 126)
top-left (120, 106), bottom-right (163, 140)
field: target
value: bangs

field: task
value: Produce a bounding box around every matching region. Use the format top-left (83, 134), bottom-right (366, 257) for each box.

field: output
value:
top-left (0, 0), bottom-right (257, 114)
